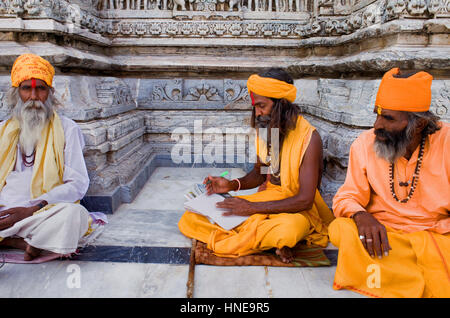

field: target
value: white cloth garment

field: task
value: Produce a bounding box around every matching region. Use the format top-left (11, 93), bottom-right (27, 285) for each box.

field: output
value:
top-left (0, 202), bottom-right (90, 254)
top-left (0, 115), bottom-right (90, 210)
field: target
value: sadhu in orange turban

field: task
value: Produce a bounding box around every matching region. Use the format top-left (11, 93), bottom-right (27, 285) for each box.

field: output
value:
top-left (375, 67), bottom-right (433, 113)
top-left (246, 74), bottom-right (297, 103)
top-left (10, 53), bottom-right (55, 88)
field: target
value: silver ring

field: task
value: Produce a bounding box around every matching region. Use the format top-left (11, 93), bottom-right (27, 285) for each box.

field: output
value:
top-left (359, 235), bottom-right (365, 240)
top-left (366, 238), bottom-right (373, 242)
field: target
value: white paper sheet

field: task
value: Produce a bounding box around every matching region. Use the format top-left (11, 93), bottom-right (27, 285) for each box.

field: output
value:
top-left (184, 193), bottom-right (248, 231)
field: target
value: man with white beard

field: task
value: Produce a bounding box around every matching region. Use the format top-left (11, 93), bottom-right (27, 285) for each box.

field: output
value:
top-left (0, 53), bottom-right (91, 261)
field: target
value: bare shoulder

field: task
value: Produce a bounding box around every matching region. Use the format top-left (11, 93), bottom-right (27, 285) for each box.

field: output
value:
top-left (306, 130), bottom-right (323, 156)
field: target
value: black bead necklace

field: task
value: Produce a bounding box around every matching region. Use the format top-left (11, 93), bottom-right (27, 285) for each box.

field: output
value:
top-left (389, 136), bottom-right (425, 204)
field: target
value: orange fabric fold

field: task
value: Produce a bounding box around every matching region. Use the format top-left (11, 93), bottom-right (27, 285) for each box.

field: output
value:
top-left (11, 53), bottom-right (55, 88)
top-left (329, 218), bottom-right (450, 298)
top-left (246, 74), bottom-right (297, 102)
top-left (375, 67), bottom-right (432, 112)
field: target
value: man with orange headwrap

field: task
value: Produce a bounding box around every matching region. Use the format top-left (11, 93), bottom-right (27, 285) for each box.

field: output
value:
top-left (178, 68), bottom-right (334, 262)
top-left (330, 68), bottom-right (449, 297)
top-left (0, 54), bottom-right (92, 261)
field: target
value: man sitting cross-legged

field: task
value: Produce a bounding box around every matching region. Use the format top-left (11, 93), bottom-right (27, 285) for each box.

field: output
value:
top-left (330, 68), bottom-right (449, 297)
top-left (178, 68), bottom-right (335, 263)
top-left (0, 53), bottom-right (92, 261)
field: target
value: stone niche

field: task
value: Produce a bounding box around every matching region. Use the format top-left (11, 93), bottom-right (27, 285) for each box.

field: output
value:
top-left (0, 0), bottom-right (448, 212)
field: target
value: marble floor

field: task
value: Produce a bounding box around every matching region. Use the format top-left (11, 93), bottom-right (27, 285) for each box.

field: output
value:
top-left (0, 167), bottom-right (364, 298)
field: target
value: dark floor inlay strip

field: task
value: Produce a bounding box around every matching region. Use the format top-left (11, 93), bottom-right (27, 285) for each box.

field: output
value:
top-left (72, 245), bottom-right (191, 264)
top-left (71, 245), bottom-right (338, 266)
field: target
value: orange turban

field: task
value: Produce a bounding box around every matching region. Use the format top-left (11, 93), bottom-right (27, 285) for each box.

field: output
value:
top-left (375, 68), bottom-right (432, 112)
top-left (247, 74), bottom-right (297, 103)
top-left (11, 53), bottom-right (55, 88)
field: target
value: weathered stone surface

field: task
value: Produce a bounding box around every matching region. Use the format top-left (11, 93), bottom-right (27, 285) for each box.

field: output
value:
top-left (0, 0), bottom-right (448, 212)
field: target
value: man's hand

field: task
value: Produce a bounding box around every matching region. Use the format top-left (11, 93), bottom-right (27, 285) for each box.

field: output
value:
top-left (352, 211), bottom-right (392, 259)
top-left (204, 175), bottom-right (235, 195)
top-left (217, 197), bottom-right (257, 217)
top-left (0, 206), bottom-right (36, 230)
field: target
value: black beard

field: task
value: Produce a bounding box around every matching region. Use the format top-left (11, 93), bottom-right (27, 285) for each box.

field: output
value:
top-left (255, 115), bottom-right (271, 128)
top-left (373, 127), bottom-right (413, 163)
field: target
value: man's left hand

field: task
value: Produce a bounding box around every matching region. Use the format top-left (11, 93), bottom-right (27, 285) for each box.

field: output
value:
top-left (217, 198), bottom-right (257, 217)
top-left (0, 207), bottom-right (35, 230)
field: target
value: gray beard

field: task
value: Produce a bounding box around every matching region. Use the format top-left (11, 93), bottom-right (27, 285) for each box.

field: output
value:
top-left (255, 115), bottom-right (271, 129)
top-left (373, 126), bottom-right (415, 163)
top-left (373, 139), bottom-right (409, 163)
top-left (13, 99), bottom-right (53, 156)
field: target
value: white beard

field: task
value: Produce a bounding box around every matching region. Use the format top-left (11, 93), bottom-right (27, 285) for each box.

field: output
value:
top-left (14, 99), bottom-right (52, 156)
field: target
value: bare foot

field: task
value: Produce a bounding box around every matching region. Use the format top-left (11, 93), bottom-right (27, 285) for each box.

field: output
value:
top-left (276, 246), bottom-right (294, 263)
top-left (0, 238), bottom-right (42, 261)
top-left (0, 237), bottom-right (28, 251)
top-left (24, 244), bottom-right (42, 261)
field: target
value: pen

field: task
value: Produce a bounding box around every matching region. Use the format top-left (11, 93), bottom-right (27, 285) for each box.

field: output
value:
top-left (206, 171), bottom-right (229, 184)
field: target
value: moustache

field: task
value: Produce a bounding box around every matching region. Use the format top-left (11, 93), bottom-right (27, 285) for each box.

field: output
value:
top-left (23, 100), bottom-right (45, 110)
top-left (374, 127), bottom-right (409, 146)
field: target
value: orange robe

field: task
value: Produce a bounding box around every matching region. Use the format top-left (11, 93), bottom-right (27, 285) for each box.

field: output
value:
top-left (331, 123), bottom-right (450, 297)
top-left (178, 116), bottom-right (334, 258)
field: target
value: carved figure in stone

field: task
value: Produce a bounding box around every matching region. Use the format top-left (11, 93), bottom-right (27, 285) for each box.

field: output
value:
top-left (188, 0), bottom-right (196, 10)
top-left (24, 0), bottom-right (41, 15)
top-left (407, 0), bottom-right (427, 15)
top-left (229, 0), bottom-right (241, 11)
top-left (101, 0), bottom-right (122, 9)
top-left (172, 0), bottom-right (187, 10)
top-left (386, 0), bottom-right (406, 16)
top-left (156, 0), bottom-right (168, 9)
top-left (427, 0), bottom-right (444, 16)
top-left (248, 0), bottom-right (262, 11)
top-left (0, 1), bottom-right (7, 14)
top-left (275, 0), bottom-right (289, 12)
top-left (288, 0), bottom-right (301, 12)
top-left (318, 0), bottom-right (334, 14)
top-left (10, 0), bottom-right (25, 14)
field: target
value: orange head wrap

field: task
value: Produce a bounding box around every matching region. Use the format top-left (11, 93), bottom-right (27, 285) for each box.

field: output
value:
top-left (375, 68), bottom-right (433, 112)
top-left (246, 74), bottom-right (297, 103)
top-left (11, 53), bottom-right (55, 88)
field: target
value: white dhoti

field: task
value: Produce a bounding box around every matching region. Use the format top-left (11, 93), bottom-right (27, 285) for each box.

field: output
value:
top-left (0, 203), bottom-right (90, 254)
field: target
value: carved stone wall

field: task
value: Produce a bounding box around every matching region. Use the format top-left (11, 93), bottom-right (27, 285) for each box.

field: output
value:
top-left (0, 0), bottom-right (448, 212)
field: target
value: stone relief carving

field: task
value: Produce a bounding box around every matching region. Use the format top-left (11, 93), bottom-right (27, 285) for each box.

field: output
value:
top-left (0, 0), bottom-right (448, 39)
top-left (184, 80), bottom-right (222, 101)
top-left (138, 79), bottom-right (249, 108)
top-left (433, 86), bottom-right (450, 119)
top-left (152, 79), bottom-right (183, 102)
top-left (96, 79), bottom-right (135, 107)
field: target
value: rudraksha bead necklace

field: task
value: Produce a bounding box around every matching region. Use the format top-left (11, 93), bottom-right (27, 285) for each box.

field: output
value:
top-left (389, 136), bottom-right (425, 203)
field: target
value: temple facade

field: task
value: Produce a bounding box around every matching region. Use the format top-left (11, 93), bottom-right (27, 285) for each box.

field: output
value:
top-left (0, 0), bottom-right (449, 212)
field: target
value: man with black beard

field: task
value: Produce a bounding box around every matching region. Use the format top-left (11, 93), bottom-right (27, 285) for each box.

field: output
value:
top-left (179, 68), bottom-right (334, 263)
top-left (330, 68), bottom-right (449, 297)
top-left (0, 54), bottom-right (92, 261)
